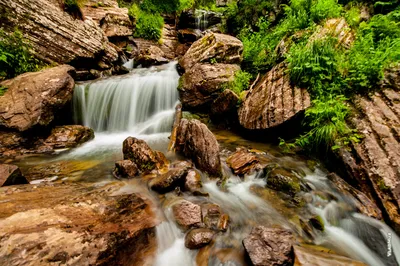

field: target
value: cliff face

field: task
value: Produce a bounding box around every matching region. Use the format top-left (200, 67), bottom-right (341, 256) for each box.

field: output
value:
top-left (0, 0), bottom-right (119, 69)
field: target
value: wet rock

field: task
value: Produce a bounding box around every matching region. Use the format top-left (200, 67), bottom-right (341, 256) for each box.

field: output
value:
top-left (172, 199), bottom-right (202, 230)
top-left (178, 29), bottom-right (202, 44)
top-left (184, 169), bottom-right (203, 193)
top-left (201, 203), bottom-right (229, 231)
top-left (243, 226), bottom-right (294, 266)
top-left (43, 125), bottom-right (94, 149)
top-left (0, 181), bottom-right (156, 266)
top-left (179, 33), bottom-right (243, 71)
top-left (135, 46), bottom-right (169, 68)
top-left (176, 119), bottom-right (222, 177)
top-left (170, 160), bottom-right (194, 170)
top-left (178, 10), bottom-right (223, 31)
top-left (238, 62), bottom-right (310, 130)
top-left (113, 160), bottom-right (139, 178)
top-left (226, 149), bottom-right (261, 176)
top-left (179, 63), bottom-right (240, 110)
top-left (185, 228), bottom-right (215, 249)
top-left (168, 104), bottom-right (182, 152)
top-left (294, 245), bottom-right (367, 266)
top-left (149, 168), bottom-right (188, 193)
top-left (0, 66), bottom-right (75, 131)
top-left (0, 0), bottom-right (118, 68)
top-left (266, 167), bottom-right (303, 195)
top-left (122, 137), bottom-right (166, 172)
top-left (334, 73), bottom-right (400, 232)
top-left (327, 173), bottom-right (382, 220)
top-left (0, 164), bottom-right (29, 187)
top-left (309, 216), bottom-right (324, 231)
top-left (210, 89), bottom-right (240, 123)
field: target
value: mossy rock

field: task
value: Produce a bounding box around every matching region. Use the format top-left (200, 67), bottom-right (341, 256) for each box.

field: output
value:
top-left (309, 216), bottom-right (324, 232)
top-left (265, 167), bottom-right (303, 195)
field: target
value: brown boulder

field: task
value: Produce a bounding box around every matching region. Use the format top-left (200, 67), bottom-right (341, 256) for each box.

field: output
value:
top-left (0, 164), bottom-right (29, 187)
top-left (185, 228), bottom-right (215, 249)
top-left (179, 32), bottom-right (243, 71)
top-left (136, 46), bottom-right (169, 68)
top-left (172, 199), bottom-right (202, 230)
top-left (149, 168), bottom-right (188, 193)
top-left (334, 77), bottom-right (400, 232)
top-left (201, 203), bottom-right (229, 231)
top-left (0, 65), bottom-right (75, 131)
top-left (184, 169), bottom-right (203, 193)
top-left (0, 181), bottom-right (156, 266)
top-left (226, 149), bottom-right (261, 176)
top-left (122, 137), bottom-right (166, 172)
top-left (176, 119), bottom-right (222, 177)
top-left (0, 0), bottom-right (118, 67)
top-left (43, 125), bottom-right (94, 149)
top-left (238, 63), bottom-right (310, 130)
top-left (179, 63), bottom-right (240, 110)
top-left (113, 160), bottom-right (139, 178)
top-left (243, 226), bottom-right (294, 266)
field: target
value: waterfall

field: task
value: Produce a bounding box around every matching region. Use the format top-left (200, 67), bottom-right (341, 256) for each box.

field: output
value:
top-left (195, 9), bottom-right (208, 31)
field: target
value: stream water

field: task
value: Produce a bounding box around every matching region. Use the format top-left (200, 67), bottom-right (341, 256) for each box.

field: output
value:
top-left (7, 63), bottom-right (400, 265)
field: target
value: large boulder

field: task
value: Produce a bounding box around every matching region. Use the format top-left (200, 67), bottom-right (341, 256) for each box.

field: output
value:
top-left (43, 125), bottom-right (94, 149)
top-left (0, 181), bottom-right (157, 266)
top-left (243, 226), bottom-right (294, 266)
top-left (334, 69), bottom-right (400, 232)
top-left (0, 0), bottom-right (118, 68)
top-left (176, 119), bottom-right (222, 177)
top-left (238, 62), bottom-right (311, 130)
top-left (122, 137), bottom-right (167, 172)
top-left (179, 32), bottom-right (243, 71)
top-left (0, 66), bottom-right (75, 131)
top-left (179, 63), bottom-right (240, 110)
top-left (0, 164), bottom-right (29, 187)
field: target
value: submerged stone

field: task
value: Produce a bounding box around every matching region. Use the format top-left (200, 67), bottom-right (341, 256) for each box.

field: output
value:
top-left (185, 228), bottom-right (215, 249)
top-left (149, 168), bottom-right (188, 193)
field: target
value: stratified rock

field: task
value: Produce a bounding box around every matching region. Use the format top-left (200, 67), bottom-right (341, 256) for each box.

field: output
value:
top-left (172, 200), bottom-right (202, 230)
top-left (238, 62), bottom-right (310, 130)
top-left (176, 119), bottom-right (222, 177)
top-left (210, 89), bottom-right (240, 122)
top-left (0, 0), bottom-right (118, 67)
top-left (0, 66), bottom-right (75, 131)
top-left (294, 245), bottom-right (367, 266)
top-left (185, 228), bottom-right (215, 249)
top-left (179, 63), bottom-right (240, 110)
top-left (149, 168), bottom-right (188, 193)
top-left (122, 137), bottom-right (166, 172)
top-left (179, 33), bottom-right (243, 71)
top-left (113, 160), bottom-right (139, 178)
top-left (334, 73), bottom-right (400, 232)
top-left (226, 149), bottom-right (261, 176)
top-left (327, 173), bottom-right (382, 220)
top-left (243, 226), bottom-right (294, 266)
top-left (0, 181), bottom-right (156, 265)
top-left (43, 125), bottom-right (94, 149)
top-left (135, 46), bottom-right (169, 68)
top-left (184, 169), bottom-right (203, 193)
top-left (178, 10), bottom-right (223, 31)
top-left (0, 164), bottom-right (29, 187)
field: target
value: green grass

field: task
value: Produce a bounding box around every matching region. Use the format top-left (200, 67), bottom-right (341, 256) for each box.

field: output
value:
top-left (129, 4), bottom-right (164, 41)
top-left (229, 70), bottom-right (252, 95)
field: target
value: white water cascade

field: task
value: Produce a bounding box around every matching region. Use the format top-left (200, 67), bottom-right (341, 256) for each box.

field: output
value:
top-left (69, 62), bottom-right (179, 159)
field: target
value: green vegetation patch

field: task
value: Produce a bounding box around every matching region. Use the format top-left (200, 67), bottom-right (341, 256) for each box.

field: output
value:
top-left (129, 4), bottom-right (164, 41)
top-left (229, 70), bottom-right (252, 95)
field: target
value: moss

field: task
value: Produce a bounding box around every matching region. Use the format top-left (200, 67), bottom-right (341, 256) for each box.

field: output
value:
top-left (377, 178), bottom-right (391, 192)
top-left (178, 76), bottom-right (185, 91)
top-left (140, 161), bottom-right (155, 171)
top-left (182, 111), bottom-right (201, 120)
top-left (266, 167), bottom-right (302, 195)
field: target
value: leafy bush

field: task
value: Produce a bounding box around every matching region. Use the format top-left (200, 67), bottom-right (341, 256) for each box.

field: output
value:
top-left (345, 5), bottom-right (361, 27)
top-left (0, 30), bottom-right (40, 79)
top-left (140, 0), bottom-right (194, 13)
top-left (230, 70), bottom-right (252, 95)
top-left (310, 0), bottom-right (342, 22)
top-left (129, 4), bottom-right (164, 41)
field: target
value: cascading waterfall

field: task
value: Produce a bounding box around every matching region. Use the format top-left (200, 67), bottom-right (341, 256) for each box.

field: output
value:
top-left (195, 9), bottom-right (208, 31)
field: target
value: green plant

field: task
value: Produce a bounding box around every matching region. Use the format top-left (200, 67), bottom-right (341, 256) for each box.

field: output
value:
top-left (129, 4), bottom-right (164, 41)
top-left (230, 70), bottom-right (252, 95)
top-left (0, 30), bottom-right (41, 79)
top-left (0, 86), bottom-right (6, 96)
top-left (345, 5), bottom-right (361, 27)
top-left (310, 0), bottom-right (342, 23)
top-left (140, 0), bottom-right (194, 13)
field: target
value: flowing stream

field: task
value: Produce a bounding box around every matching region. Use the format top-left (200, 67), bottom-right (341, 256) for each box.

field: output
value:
top-left (17, 62), bottom-right (400, 265)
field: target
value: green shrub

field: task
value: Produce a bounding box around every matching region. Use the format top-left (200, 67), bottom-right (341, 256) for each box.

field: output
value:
top-left (310, 0), bottom-right (342, 22)
top-left (230, 70), bottom-right (252, 95)
top-left (129, 4), bottom-right (164, 41)
top-left (0, 30), bottom-right (40, 79)
top-left (345, 5), bottom-right (361, 27)
top-left (140, 0), bottom-right (194, 13)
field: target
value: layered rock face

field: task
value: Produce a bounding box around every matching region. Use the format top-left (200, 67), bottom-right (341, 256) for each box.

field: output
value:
top-left (0, 65), bottom-right (75, 131)
top-left (238, 62), bottom-right (310, 130)
top-left (0, 0), bottom-right (118, 68)
top-left (178, 33), bottom-right (243, 110)
top-left (176, 119), bottom-right (222, 177)
top-left (0, 181), bottom-right (157, 266)
top-left (335, 69), bottom-right (400, 232)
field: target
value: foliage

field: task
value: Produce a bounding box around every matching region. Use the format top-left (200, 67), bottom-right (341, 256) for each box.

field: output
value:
top-left (310, 0), bottom-right (342, 22)
top-left (230, 70), bottom-right (252, 95)
top-left (0, 86), bottom-right (6, 96)
top-left (129, 4), bottom-right (164, 41)
top-left (0, 30), bottom-right (41, 79)
top-left (140, 0), bottom-right (194, 13)
top-left (344, 5), bottom-right (361, 27)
